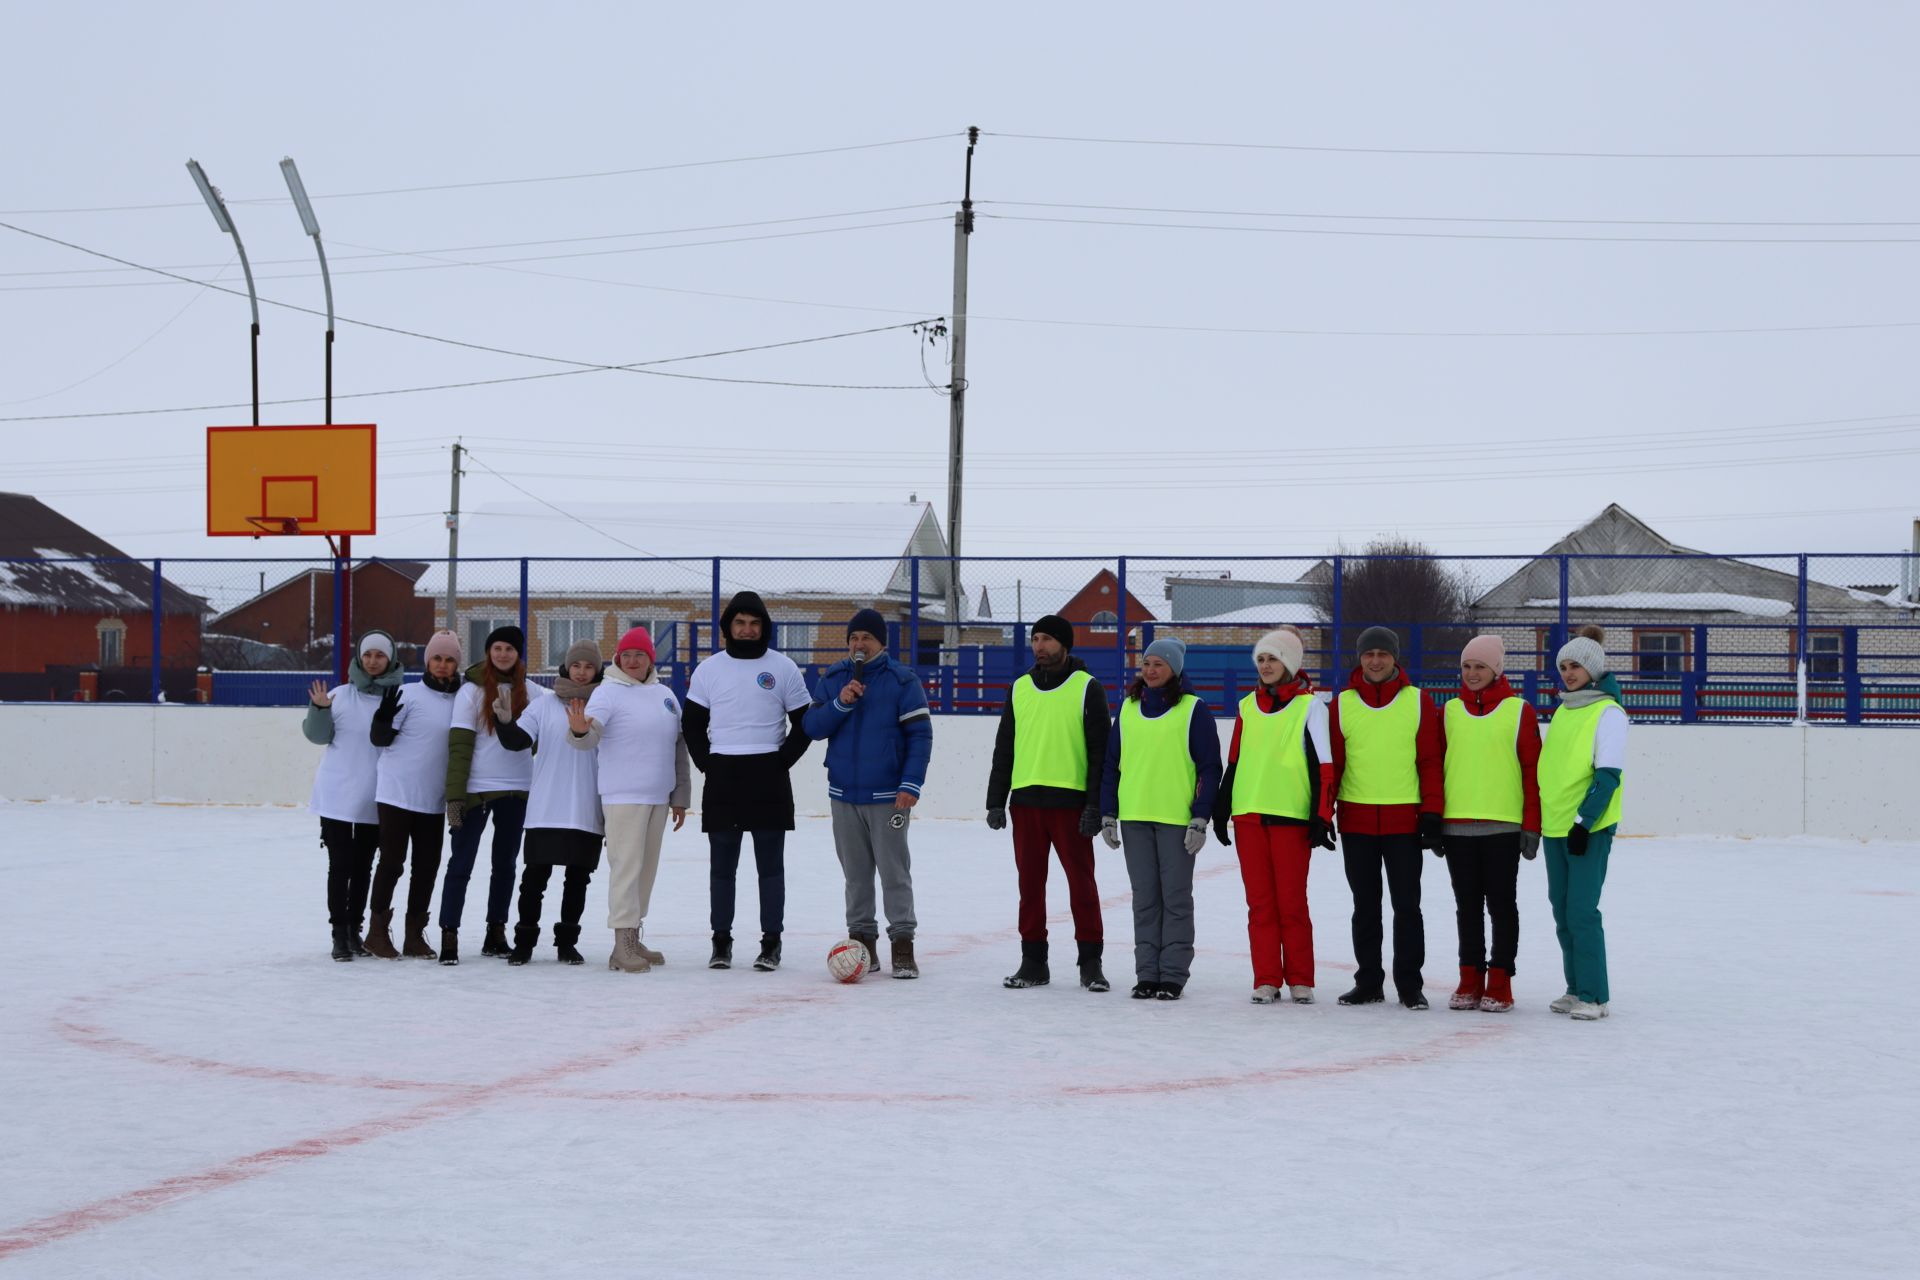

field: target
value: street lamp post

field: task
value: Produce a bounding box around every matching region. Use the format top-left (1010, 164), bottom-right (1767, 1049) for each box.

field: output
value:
top-left (184, 159), bottom-right (260, 426)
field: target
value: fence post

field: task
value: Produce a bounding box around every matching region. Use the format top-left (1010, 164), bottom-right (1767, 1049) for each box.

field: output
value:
top-left (710, 559), bottom-right (722, 662)
top-left (909, 557), bottom-right (921, 667)
top-left (1329, 556), bottom-right (1344, 681)
top-left (1844, 627), bottom-right (1863, 723)
top-left (1796, 554), bottom-right (1810, 722)
top-left (518, 559), bottom-right (530, 654)
top-left (1556, 555), bottom-right (1571, 655)
top-left (1408, 621), bottom-right (1424, 687)
top-left (150, 559), bottom-right (165, 703)
top-left (1116, 557), bottom-right (1129, 672)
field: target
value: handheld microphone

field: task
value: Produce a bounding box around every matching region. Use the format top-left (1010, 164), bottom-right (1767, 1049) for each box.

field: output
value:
top-left (851, 656), bottom-right (867, 685)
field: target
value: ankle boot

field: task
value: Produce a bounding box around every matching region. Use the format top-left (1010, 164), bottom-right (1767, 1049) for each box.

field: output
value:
top-left (708, 934), bottom-right (733, 970)
top-left (890, 935), bottom-right (918, 980)
top-left (634, 928), bottom-right (665, 966)
top-left (349, 925), bottom-right (370, 957)
top-left (364, 909), bottom-right (400, 960)
top-left (1480, 966), bottom-right (1514, 1012)
top-left (507, 924), bottom-right (540, 966)
top-left (437, 928), bottom-right (459, 966)
top-left (403, 913), bottom-right (437, 960)
top-left (1077, 940), bottom-right (1110, 993)
top-left (1004, 940), bottom-right (1049, 988)
top-left (1450, 965), bottom-right (1485, 1011)
top-left (482, 922), bottom-right (512, 958)
top-left (752, 934), bottom-right (782, 971)
top-left (608, 927), bottom-right (650, 973)
top-left (852, 932), bottom-right (880, 977)
top-left (330, 927), bottom-right (353, 962)
top-left (554, 923), bottom-right (586, 965)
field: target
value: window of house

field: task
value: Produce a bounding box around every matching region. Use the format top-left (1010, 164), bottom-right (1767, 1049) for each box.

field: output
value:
top-left (1805, 630), bottom-right (1843, 680)
top-left (625, 617), bottom-right (680, 663)
top-left (1635, 629), bottom-right (1688, 680)
top-left (776, 616), bottom-right (820, 662)
top-left (466, 616), bottom-right (521, 666)
top-left (1090, 610), bottom-right (1118, 634)
top-left (544, 615), bottom-right (603, 668)
top-left (97, 619), bottom-right (125, 668)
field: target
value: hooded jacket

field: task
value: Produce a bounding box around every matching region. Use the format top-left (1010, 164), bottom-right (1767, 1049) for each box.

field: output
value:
top-left (1327, 665), bottom-right (1444, 837)
top-left (803, 651), bottom-right (934, 804)
top-left (1099, 676), bottom-right (1221, 822)
top-left (985, 655), bottom-right (1111, 811)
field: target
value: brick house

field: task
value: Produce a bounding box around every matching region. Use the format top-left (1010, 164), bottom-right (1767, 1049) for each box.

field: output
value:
top-left (206, 559), bottom-right (434, 663)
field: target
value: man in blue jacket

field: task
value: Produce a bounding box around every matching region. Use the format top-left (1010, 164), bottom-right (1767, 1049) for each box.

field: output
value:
top-left (803, 608), bottom-right (933, 979)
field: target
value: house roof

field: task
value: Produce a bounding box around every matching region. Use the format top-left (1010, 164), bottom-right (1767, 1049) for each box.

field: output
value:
top-left (410, 501), bottom-right (951, 600)
top-left (206, 559), bottom-right (430, 627)
top-left (0, 493), bottom-right (208, 615)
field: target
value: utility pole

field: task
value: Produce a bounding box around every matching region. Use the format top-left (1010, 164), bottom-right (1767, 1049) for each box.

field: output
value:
top-left (943, 126), bottom-right (978, 657)
top-left (445, 440), bottom-right (464, 642)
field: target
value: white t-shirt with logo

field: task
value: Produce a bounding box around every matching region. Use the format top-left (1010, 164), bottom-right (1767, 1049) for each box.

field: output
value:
top-left (686, 650), bottom-right (811, 756)
top-left (520, 687), bottom-right (603, 834)
top-left (453, 680), bottom-right (535, 792)
top-left (374, 682), bottom-right (458, 815)
top-left (309, 683), bottom-right (383, 824)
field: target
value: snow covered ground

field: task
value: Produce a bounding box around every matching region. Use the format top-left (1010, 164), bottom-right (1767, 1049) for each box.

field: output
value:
top-left (2, 803), bottom-right (1915, 1278)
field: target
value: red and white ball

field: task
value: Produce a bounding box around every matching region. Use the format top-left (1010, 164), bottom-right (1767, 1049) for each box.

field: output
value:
top-left (826, 938), bottom-right (871, 983)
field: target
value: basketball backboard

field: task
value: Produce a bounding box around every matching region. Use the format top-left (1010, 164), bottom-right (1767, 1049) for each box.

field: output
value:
top-left (206, 424), bottom-right (376, 537)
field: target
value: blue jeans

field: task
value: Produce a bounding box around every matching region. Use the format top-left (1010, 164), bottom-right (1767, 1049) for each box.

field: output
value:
top-left (439, 794), bottom-right (528, 929)
top-left (709, 829), bottom-right (785, 938)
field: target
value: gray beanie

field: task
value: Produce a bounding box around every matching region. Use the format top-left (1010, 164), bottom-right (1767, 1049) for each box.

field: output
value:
top-left (1354, 626), bottom-right (1400, 662)
top-left (1143, 636), bottom-right (1186, 677)
top-left (1556, 635), bottom-right (1608, 680)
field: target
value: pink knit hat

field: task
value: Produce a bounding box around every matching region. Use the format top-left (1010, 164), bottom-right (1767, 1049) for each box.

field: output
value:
top-left (425, 630), bottom-right (462, 664)
top-left (616, 626), bottom-right (655, 661)
top-left (1461, 634), bottom-right (1506, 674)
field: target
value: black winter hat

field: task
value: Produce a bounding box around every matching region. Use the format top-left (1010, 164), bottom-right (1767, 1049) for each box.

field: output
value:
top-left (1031, 614), bottom-right (1075, 651)
top-left (720, 590), bottom-right (771, 633)
top-left (484, 624), bottom-right (526, 657)
top-left (1354, 625), bottom-right (1400, 662)
top-left (846, 608), bottom-right (888, 646)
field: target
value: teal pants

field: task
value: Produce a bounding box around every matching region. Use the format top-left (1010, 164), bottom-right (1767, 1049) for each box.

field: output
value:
top-left (1543, 828), bottom-right (1612, 1005)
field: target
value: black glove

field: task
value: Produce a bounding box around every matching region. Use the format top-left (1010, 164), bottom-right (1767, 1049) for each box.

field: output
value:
top-left (1519, 831), bottom-right (1541, 861)
top-left (1418, 812), bottom-right (1443, 852)
top-left (1308, 816), bottom-right (1337, 851)
top-left (1213, 818), bottom-right (1232, 848)
top-left (1567, 824), bottom-right (1590, 856)
top-left (985, 807), bottom-right (1007, 831)
top-left (374, 685), bottom-right (403, 725)
top-left (1078, 805), bottom-right (1103, 839)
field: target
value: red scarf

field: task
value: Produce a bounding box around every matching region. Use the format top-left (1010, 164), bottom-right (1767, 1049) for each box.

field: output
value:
top-left (1455, 674), bottom-right (1516, 715)
top-left (1256, 671), bottom-right (1316, 712)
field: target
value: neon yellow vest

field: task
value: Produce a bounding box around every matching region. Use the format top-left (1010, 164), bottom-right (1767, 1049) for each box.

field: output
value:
top-left (1010, 670), bottom-right (1092, 791)
top-left (1232, 691), bottom-right (1314, 820)
top-left (1337, 685), bottom-right (1422, 805)
top-left (1115, 695), bottom-right (1200, 824)
top-left (1442, 696), bottom-right (1526, 823)
top-left (1539, 700), bottom-right (1625, 837)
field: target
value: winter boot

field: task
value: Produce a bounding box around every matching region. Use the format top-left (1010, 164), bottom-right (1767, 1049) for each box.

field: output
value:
top-left (1550, 990), bottom-right (1580, 1015)
top-left (1449, 966), bottom-right (1485, 1011)
top-left (1250, 984), bottom-right (1280, 1004)
top-left (709, 934), bottom-right (733, 970)
top-left (507, 924), bottom-right (540, 967)
top-left (1480, 967), bottom-right (1514, 1013)
top-left (402, 913), bottom-right (437, 960)
top-left (554, 924), bottom-right (586, 966)
top-left (482, 922), bottom-right (512, 958)
top-left (1003, 940), bottom-right (1050, 989)
top-left (752, 934), bottom-right (782, 972)
top-left (1290, 985), bottom-right (1315, 1004)
top-left (330, 928), bottom-right (353, 963)
top-left (349, 926), bottom-right (370, 958)
top-left (364, 909), bottom-right (400, 960)
top-left (890, 935), bottom-right (918, 980)
top-left (437, 928), bottom-right (459, 966)
top-left (1337, 985), bottom-right (1384, 1006)
top-left (1399, 990), bottom-right (1430, 1011)
top-left (608, 927), bottom-right (651, 973)
top-left (1154, 982), bottom-right (1184, 1001)
top-left (635, 928), bottom-right (665, 966)
top-left (852, 933), bottom-right (881, 979)
top-left (1569, 999), bottom-right (1609, 1021)
top-left (1132, 981), bottom-right (1161, 1000)
top-left (1077, 941), bottom-right (1110, 993)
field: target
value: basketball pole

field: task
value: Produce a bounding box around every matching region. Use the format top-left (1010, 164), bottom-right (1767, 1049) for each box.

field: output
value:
top-left (280, 158), bottom-right (351, 683)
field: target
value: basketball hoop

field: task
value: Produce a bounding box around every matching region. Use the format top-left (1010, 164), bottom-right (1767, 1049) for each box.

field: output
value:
top-left (244, 515), bottom-right (303, 538)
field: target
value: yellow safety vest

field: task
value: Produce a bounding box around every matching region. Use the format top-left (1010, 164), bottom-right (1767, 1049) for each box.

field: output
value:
top-left (1337, 685), bottom-right (1423, 805)
top-left (1010, 670), bottom-right (1093, 791)
top-left (1442, 695), bottom-right (1525, 824)
top-left (1539, 700), bottom-right (1625, 837)
top-left (1231, 691), bottom-right (1314, 821)
top-left (1116, 695), bottom-right (1200, 825)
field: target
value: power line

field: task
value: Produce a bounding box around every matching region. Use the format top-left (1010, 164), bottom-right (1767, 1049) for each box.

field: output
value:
top-left (979, 211), bottom-right (1920, 246)
top-left (981, 198), bottom-right (1920, 230)
top-left (985, 130), bottom-right (1920, 161)
top-left (0, 133), bottom-right (962, 215)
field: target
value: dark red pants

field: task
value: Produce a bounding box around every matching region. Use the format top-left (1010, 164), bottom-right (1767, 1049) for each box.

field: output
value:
top-left (1233, 817), bottom-right (1314, 988)
top-left (1012, 804), bottom-right (1103, 943)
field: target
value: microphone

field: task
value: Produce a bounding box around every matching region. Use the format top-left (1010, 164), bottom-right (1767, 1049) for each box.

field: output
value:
top-left (851, 656), bottom-right (867, 686)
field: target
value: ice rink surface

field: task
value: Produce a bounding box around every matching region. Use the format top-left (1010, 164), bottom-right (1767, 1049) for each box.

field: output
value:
top-left (2, 802), bottom-right (1916, 1278)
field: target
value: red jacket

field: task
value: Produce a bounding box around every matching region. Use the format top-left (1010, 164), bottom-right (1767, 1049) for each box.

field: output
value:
top-left (1328, 666), bottom-right (1444, 836)
top-left (1222, 674), bottom-right (1335, 824)
top-left (1444, 676), bottom-right (1543, 834)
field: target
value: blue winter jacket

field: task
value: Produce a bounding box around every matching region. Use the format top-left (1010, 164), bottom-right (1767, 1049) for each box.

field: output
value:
top-left (1099, 677), bottom-right (1223, 822)
top-left (802, 652), bottom-right (934, 805)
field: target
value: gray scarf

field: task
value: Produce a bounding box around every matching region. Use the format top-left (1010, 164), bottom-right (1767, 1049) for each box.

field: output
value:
top-left (1557, 685), bottom-right (1610, 710)
top-left (554, 672), bottom-right (599, 701)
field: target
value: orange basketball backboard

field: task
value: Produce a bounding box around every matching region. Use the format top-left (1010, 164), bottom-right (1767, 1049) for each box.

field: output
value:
top-left (206, 424), bottom-right (376, 537)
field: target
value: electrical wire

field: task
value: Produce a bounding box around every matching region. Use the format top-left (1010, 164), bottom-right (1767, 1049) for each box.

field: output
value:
top-left (980, 199), bottom-right (1920, 229)
top-left (985, 130), bottom-right (1920, 161)
top-left (979, 211), bottom-right (1920, 246)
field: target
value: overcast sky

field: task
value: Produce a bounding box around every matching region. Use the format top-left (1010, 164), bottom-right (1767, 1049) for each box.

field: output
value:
top-left (4, 2), bottom-right (1917, 576)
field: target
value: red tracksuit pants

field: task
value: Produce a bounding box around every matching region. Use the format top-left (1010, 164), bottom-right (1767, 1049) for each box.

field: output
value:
top-left (1233, 817), bottom-right (1314, 988)
top-left (1012, 804), bottom-right (1103, 943)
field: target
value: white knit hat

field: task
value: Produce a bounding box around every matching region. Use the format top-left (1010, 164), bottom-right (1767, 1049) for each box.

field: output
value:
top-left (1556, 635), bottom-right (1608, 680)
top-left (1253, 629), bottom-right (1304, 676)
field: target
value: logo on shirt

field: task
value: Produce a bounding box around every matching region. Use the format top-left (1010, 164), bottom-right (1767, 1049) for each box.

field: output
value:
top-left (756, 672), bottom-right (776, 690)
top-left (662, 696), bottom-right (677, 714)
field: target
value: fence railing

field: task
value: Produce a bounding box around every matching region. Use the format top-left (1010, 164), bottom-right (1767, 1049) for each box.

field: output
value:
top-left (4, 552), bottom-right (1915, 724)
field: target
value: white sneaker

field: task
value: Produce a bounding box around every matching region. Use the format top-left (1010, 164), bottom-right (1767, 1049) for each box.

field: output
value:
top-left (1569, 1000), bottom-right (1609, 1021)
top-left (1289, 985), bottom-right (1315, 1005)
top-left (1550, 991), bottom-right (1580, 1015)
top-left (1250, 985), bottom-right (1280, 1004)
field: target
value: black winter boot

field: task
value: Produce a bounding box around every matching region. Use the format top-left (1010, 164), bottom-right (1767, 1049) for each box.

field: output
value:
top-left (852, 932), bottom-right (881, 978)
top-left (349, 925), bottom-right (370, 958)
top-left (1077, 941), bottom-right (1110, 993)
top-left (1004, 940), bottom-right (1050, 989)
top-left (709, 934), bottom-right (733, 970)
top-left (331, 928), bottom-right (353, 962)
top-left (482, 922), bottom-right (512, 958)
top-left (507, 924), bottom-right (540, 966)
top-left (890, 935), bottom-right (919, 980)
top-left (554, 923), bottom-right (586, 965)
top-left (752, 934), bottom-right (782, 971)
top-left (1337, 985), bottom-right (1385, 1006)
top-left (438, 928), bottom-right (459, 966)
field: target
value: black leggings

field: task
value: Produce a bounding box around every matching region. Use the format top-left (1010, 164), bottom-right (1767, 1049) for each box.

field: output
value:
top-left (371, 804), bottom-right (446, 919)
top-left (1441, 831), bottom-right (1522, 975)
top-left (319, 818), bottom-right (379, 930)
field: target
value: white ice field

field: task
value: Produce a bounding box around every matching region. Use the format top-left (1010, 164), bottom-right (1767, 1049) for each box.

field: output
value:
top-left (2, 802), bottom-right (1916, 1278)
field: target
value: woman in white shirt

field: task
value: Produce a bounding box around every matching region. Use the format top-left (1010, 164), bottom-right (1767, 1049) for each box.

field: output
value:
top-left (437, 624), bottom-right (534, 965)
top-left (365, 631), bottom-right (464, 959)
top-left (302, 631), bottom-right (403, 962)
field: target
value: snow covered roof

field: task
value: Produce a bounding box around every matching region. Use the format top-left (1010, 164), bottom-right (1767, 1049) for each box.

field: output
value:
top-left (411, 501), bottom-right (950, 600)
top-left (1180, 602), bottom-right (1324, 626)
top-left (0, 493), bottom-right (208, 615)
top-left (1522, 592), bottom-right (1794, 618)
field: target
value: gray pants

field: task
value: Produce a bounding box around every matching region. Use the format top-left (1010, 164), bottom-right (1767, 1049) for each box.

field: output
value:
top-left (1121, 821), bottom-right (1196, 985)
top-left (829, 800), bottom-right (917, 939)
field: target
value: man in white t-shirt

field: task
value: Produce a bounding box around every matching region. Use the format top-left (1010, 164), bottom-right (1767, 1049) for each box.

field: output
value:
top-left (684, 590), bottom-right (813, 972)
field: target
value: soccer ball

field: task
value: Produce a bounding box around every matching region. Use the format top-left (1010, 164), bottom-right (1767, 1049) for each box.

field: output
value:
top-left (826, 938), bottom-right (870, 983)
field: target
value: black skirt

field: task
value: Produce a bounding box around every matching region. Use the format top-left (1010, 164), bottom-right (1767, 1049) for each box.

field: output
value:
top-left (522, 826), bottom-right (604, 870)
top-left (700, 750), bottom-right (796, 833)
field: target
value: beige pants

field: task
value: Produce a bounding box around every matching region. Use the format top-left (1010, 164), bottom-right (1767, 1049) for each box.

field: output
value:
top-left (604, 803), bottom-right (669, 929)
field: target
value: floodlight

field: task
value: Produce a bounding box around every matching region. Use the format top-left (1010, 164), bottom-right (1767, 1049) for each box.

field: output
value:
top-left (185, 159), bottom-right (234, 233)
top-left (279, 157), bottom-right (321, 237)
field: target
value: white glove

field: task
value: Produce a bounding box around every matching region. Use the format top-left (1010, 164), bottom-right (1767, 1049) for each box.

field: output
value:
top-left (1183, 820), bottom-right (1209, 856)
top-left (1100, 817), bottom-right (1121, 850)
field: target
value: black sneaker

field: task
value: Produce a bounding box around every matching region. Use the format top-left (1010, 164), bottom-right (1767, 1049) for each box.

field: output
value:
top-left (1154, 983), bottom-right (1184, 1001)
top-left (752, 935), bottom-right (782, 971)
top-left (1399, 991), bottom-right (1430, 1011)
top-left (708, 936), bottom-right (733, 970)
top-left (1130, 981), bottom-right (1159, 999)
top-left (1337, 985), bottom-right (1384, 1006)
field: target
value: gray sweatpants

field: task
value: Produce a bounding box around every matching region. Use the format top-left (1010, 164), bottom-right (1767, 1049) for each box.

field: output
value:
top-left (1121, 820), bottom-right (1196, 985)
top-left (829, 800), bottom-right (917, 939)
